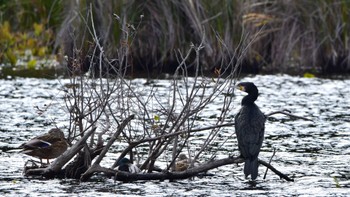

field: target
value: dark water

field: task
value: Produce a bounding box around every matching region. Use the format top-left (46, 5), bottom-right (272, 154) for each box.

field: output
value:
top-left (0, 75), bottom-right (349, 196)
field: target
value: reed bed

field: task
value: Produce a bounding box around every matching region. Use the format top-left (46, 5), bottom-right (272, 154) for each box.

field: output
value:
top-left (1, 0), bottom-right (350, 76)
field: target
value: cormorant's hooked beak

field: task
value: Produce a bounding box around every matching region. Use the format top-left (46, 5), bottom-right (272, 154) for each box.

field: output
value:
top-left (236, 84), bottom-right (245, 92)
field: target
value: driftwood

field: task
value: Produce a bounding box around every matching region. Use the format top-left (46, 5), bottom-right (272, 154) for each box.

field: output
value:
top-left (113, 156), bottom-right (294, 182)
top-left (64, 144), bottom-right (104, 179)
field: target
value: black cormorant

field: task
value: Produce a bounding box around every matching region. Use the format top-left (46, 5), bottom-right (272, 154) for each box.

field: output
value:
top-left (235, 82), bottom-right (266, 180)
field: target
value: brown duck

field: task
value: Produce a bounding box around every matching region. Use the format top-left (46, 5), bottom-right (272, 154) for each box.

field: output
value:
top-left (19, 128), bottom-right (68, 164)
top-left (175, 153), bottom-right (190, 171)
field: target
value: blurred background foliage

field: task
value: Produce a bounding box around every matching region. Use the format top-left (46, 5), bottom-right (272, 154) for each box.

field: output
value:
top-left (1, 0), bottom-right (350, 77)
top-left (0, 0), bottom-right (62, 77)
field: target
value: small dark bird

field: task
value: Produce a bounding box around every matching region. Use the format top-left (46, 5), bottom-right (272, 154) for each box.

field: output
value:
top-left (19, 128), bottom-right (68, 165)
top-left (116, 158), bottom-right (140, 173)
top-left (235, 82), bottom-right (266, 180)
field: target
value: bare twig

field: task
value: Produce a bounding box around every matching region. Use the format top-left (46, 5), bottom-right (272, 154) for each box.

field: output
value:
top-left (259, 159), bottom-right (294, 182)
top-left (266, 109), bottom-right (313, 121)
top-left (263, 148), bottom-right (276, 179)
top-left (80, 115), bottom-right (135, 181)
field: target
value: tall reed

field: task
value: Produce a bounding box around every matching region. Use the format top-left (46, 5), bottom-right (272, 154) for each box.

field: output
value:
top-left (2, 0), bottom-right (350, 75)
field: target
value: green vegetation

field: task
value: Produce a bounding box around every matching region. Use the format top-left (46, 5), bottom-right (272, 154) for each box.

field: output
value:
top-left (0, 0), bottom-right (62, 77)
top-left (1, 0), bottom-right (350, 77)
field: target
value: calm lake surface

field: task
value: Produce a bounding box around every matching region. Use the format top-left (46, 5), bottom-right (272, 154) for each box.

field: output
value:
top-left (0, 75), bottom-right (349, 196)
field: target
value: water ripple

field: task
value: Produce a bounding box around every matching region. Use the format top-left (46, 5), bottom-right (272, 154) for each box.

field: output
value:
top-left (0, 75), bottom-right (349, 196)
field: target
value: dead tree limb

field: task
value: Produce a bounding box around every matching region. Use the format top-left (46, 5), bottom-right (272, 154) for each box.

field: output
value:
top-left (266, 109), bottom-right (312, 121)
top-left (111, 123), bottom-right (236, 168)
top-left (115, 156), bottom-right (243, 181)
top-left (114, 156), bottom-right (294, 182)
top-left (50, 126), bottom-right (97, 172)
top-left (80, 115), bottom-right (135, 181)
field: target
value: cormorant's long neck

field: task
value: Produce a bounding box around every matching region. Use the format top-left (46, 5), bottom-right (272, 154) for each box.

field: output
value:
top-left (241, 90), bottom-right (258, 105)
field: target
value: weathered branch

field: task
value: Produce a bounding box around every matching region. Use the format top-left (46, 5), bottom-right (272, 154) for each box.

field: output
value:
top-left (115, 156), bottom-right (242, 181)
top-left (80, 115), bottom-right (135, 181)
top-left (266, 109), bottom-right (313, 121)
top-left (50, 127), bottom-right (97, 172)
top-left (111, 122), bottom-right (235, 168)
top-left (114, 156), bottom-right (294, 182)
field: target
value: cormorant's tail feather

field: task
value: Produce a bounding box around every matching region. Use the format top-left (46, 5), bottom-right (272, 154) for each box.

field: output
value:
top-left (244, 157), bottom-right (259, 180)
